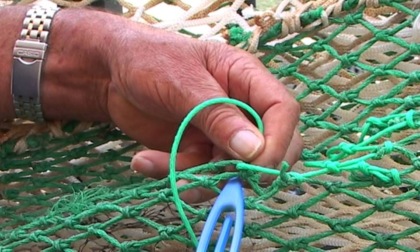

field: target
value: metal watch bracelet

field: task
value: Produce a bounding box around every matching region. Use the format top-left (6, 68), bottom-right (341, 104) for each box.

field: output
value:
top-left (11, 3), bottom-right (60, 122)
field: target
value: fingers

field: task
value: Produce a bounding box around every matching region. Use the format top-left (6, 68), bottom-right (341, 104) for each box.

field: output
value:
top-left (170, 66), bottom-right (266, 162)
top-left (107, 89), bottom-right (177, 150)
top-left (177, 179), bottom-right (219, 204)
top-left (131, 145), bottom-right (221, 204)
top-left (204, 43), bottom-right (301, 167)
top-left (252, 102), bottom-right (301, 167)
top-left (131, 144), bottom-right (212, 179)
top-left (108, 88), bottom-right (210, 152)
top-left (193, 103), bottom-right (265, 161)
top-left (283, 129), bottom-right (304, 166)
top-left (132, 129), bottom-right (302, 203)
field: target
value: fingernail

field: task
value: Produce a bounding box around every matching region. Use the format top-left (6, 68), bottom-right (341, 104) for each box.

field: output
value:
top-left (131, 157), bottom-right (154, 175)
top-left (229, 130), bottom-right (263, 160)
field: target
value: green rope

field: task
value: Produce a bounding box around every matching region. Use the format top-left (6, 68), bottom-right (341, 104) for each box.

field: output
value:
top-left (168, 97), bottom-right (264, 246)
top-left (170, 98), bottom-right (418, 248)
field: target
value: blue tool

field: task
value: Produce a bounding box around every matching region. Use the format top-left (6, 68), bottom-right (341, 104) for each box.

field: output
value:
top-left (197, 177), bottom-right (244, 252)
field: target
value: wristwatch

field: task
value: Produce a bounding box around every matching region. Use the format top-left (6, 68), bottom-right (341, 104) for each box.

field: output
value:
top-left (11, 2), bottom-right (60, 122)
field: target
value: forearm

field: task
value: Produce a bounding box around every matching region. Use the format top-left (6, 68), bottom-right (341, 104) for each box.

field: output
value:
top-left (0, 5), bottom-right (114, 122)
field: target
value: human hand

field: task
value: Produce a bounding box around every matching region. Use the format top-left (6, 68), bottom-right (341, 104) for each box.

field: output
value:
top-left (33, 9), bottom-right (302, 203)
top-left (101, 17), bottom-right (302, 202)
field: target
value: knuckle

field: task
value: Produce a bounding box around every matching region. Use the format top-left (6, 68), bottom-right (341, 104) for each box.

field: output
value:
top-left (204, 106), bottom-right (236, 135)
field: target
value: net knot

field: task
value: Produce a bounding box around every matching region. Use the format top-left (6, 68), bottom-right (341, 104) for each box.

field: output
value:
top-left (121, 207), bottom-right (133, 218)
top-left (10, 229), bottom-right (26, 240)
top-left (312, 42), bottom-right (324, 52)
top-left (366, 117), bottom-right (387, 128)
top-left (383, 141), bottom-right (394, 154)
top-left (373, 67), bottom-right (387, 76)
top-left (206, 161), bottom-right (219, 172)
top-left (288, 172), bottom-right (305, 184)
top-left (29, 230), bottom-right (44, 242)
top-left (341, 90), bottom-right (359, 101)
top-left (120, 243), bottom-right (132, 252)
top-left (374, 234), bottom-right (396, 249)
top-left (244, 222), bottom-right (261, 235)
top-left (375, 141), bottom-right (394, 158)
top-left (409, 43), bottom-right (420, 54)
top-left (340, 124), bottom-right (355, 134)
top-left (276, 66), bottom-right (297, 77)
top-left (52, 240), bottom-right (70, 251)
top-left (158, 226), bottom-right (176, 240)
top-left (306, 81), bottom-right (321, 91)
top-left (357, 162), bottom-right (371, 175)
top-left (375, 30), bottom-right (391, 41)
top-left (409, 71), bottom-right (420, 82)
top-left (324, 181), bottom-right (343, 194)
top-left (157, 191), bottom-right (171, 202)
top-left (304, 118), bottom-right (317, 127)
top-left (64, 218), bottom-right (77, 228)
top-left (339, 142), bottom-right (357, 155)
top-left (340, 53), bottom-right (358, 67)
top-left (245, 197), bottom-right (258, 209)
top-left (286, 204), bottom-right (304, 219)
top-left (199, 176), bottom-right (219, 188)
top-left (389, 169), bottom-right (401, 186)
top-left (405, 110), bottom-right (416, 129)
top-left (371, 98), bottom-right (386, 107)
top-left (285, 238), bottom-right (307, 250)
top-left (404, 96), bottom-right (417, 108)
top-left (87, 226), bottom-right (103, 237)
top-left (37, 216), bottom-right (53, 226)
top-left (374, 198), bottom-right (395, 211)
top-left (329, 220), bottom-right (351, 233)
top-left (325, 161), bottom-right (341, 174)
top-left (134, 189), bottom-right (146, 198)
top-left (343, 13), bottom-right (360, 25)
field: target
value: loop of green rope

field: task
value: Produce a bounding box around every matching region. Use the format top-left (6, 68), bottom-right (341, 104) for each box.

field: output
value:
top-left (168, 97), bottom-right (264, 246)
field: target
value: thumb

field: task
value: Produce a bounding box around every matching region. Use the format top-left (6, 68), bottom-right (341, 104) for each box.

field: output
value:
top-left (192, 101), bottom-right (265, 161)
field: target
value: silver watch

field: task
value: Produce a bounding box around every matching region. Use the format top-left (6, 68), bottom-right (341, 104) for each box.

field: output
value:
top-left (11, 3), bottom-right (60, 122)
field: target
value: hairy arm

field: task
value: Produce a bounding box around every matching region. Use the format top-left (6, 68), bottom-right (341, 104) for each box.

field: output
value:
top-left (0, 5), bottom-right (302, 203)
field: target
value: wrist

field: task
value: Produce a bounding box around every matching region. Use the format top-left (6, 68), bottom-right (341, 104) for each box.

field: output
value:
top-left (41, 8), bottom-right (113, 122)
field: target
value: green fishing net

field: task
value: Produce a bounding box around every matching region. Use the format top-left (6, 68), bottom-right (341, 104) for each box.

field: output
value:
top-left (0, 0), bottom-right (419, 251)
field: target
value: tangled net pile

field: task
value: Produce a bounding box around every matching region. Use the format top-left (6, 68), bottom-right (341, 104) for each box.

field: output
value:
top-left (1, 0), bottom-right (419, 251)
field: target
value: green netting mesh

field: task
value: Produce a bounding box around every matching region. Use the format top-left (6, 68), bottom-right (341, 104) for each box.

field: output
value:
top-left (1, 0), bottom-right (419, 251)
